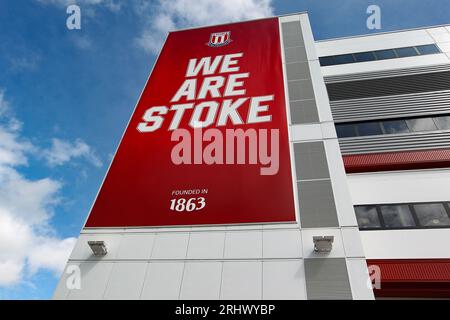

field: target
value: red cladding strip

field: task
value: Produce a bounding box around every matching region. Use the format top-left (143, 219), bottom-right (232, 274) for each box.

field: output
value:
top-left (367, 259), bottom-right (450, 298)
top-left (343, 148), bottom-right (450, 173)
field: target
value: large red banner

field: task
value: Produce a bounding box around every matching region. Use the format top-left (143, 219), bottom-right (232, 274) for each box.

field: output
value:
top-left (85, 18), bottom-right (296, 227)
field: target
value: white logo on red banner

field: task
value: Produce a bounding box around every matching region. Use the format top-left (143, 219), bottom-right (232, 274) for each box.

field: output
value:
top-left (208, 31), bottom-right (231, 47)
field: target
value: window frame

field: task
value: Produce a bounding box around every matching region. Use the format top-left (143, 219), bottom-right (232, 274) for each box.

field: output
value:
top-left (355, 202), bottom-right (450, 231)
top-left (319, 45), bottom-right (441, 67)
top-left (336, 114), bottom-right (450, 139)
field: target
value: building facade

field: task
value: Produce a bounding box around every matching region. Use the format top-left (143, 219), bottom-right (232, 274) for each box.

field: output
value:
top-left (53, 12), bottom-right (450, 300)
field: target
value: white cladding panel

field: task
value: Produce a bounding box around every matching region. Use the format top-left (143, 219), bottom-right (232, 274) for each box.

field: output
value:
top-left (317, 25), bottom-right (450, 76)
top-left (347, 169), bottom-right (450, 205)
top-left (347, 169), bottom-right (450, 259)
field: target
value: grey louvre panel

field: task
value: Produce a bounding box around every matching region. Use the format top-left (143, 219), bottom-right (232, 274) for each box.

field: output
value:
top-left (290, 99), bottom-right (319, 124)
top-left (288, 80), bottom-right (315, 100)
top-left (297, 180), bottom-right (339, 228)
top-left (324, 63), bottom-right (450, 83)
top-left (285, 46), bottom-right (308, 63)
top-left (294, 142), bottom-right (330, 180)
top-left (326, 71), bottom-right (450, 101)
top-left (286, 62), bottom-right (311, 80)
top-left (281, 21), bottom-right (304, 48)
top-left (331, 90), bottom-right (450, 122)
top-left (339, 130), bottom-right (450, 155)
top-left (304, 258), bottom-right (352, 300)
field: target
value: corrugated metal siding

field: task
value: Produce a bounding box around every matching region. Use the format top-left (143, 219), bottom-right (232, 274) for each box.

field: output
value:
top-left (343, 148), bottom-right (450, 173)
top-left (367, 259), bottom-right (450, 298)
top-left (324, 63), bottom-right (450, 83)
top-left (370, 260), bottom-right (450, 281)
top-left (326, 71), bottom-right (450, 101)
top-left (331, 90), bottom-right (450, 122)
top-left (339, 131), bottom-right (450, 155)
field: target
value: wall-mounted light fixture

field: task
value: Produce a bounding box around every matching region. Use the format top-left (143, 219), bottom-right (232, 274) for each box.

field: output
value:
top-left (88, 241), bottom-right (107, 256)
top-left (313, 236), bottom-right (334, 253)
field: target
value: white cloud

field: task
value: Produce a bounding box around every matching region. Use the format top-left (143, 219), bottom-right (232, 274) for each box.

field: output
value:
top-left (135, 0), bottom-right (274, 53)
top-left (0, 260), bottom-right (24, 287)
top-left (28, 237), bottom-right (77, 275)
top-left (0, 90), bottom-right (90, 287)
top-left (43, 138), bottom-right (103, 168)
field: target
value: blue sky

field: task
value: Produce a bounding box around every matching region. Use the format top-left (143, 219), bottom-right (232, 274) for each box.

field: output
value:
top-left (0, 0), bottom-right (449, 300)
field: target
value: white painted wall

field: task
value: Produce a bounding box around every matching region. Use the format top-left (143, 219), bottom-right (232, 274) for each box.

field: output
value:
top-left (347, 169), bottom-right (450, 205)
top-left (316, 25), bottom-right (450, 76)
top-left (347, 169), bottom-right (450, 260)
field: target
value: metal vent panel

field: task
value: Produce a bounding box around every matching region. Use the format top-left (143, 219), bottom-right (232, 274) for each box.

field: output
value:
top-left (324, 63), bottom-right (450, 83)
top-left (338, 131), bottom-right (450, 155)
top-left (331, 90), bottom-right (450, 122)
top-left (327, 71), bottom-right (450, 101)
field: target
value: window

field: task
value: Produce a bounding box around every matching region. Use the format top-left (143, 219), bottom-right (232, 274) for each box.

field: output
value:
top-left (336, 124), bottom-right (356, 138)
top-left (319, 45), bottom-right (440, 66)
top-left (379, 205), bottom-right (416, 228)
top-left (433, 116), bottom-right (450, 130)
top-left (333, 54), bottom-right (355, 65)
top-left (319, 56), bottom-right (335, 66)
top-left (336, 115), bottom-right (450, 139)
top-left (406, 118), bottom-right (437, 132)
top-left (413, 203), bottom-right (450, 227)
top-left (355, 202), bottom-right (450, 230)
top-left (354, 52), bottom-right (376, 62)
top-left (373, 49), bottom-right (397, 60)
top-left (416, 44), bottom-right (440, 55)
top-left (381, 119), bottom-right (409, 134)
top-left (355, 122), bottom-right (383, 136)
top-left (395, 47), bottom-right (419, 58)
top-left (355, 206), bottom-right (381, 229)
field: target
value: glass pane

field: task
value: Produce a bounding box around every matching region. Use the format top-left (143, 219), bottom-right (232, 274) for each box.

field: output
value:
top-left (416, 44), bottom-right (440, 55)
top-left (433, 116), bottom-right (450, 130)
top-left (333, 54), bottom-right (355, 65)
top-left (414, 203), bottom-right (450, 227)
top-left (336, 124), bottom-right (356, 138)
top-left (382, 120), bottom-right (410, 134)
top-left (355, 122), bottom-right (383, 136)
top-left (380, 205), bottom-right (416, 228)
top-left (355, 206), bottom-right (381, 229)
top-left (395, 47), bottom-right (418, 57)
top-left (319, 56), bottom-right (335, 66)
top-left (406, 118), bottom-right (437, 132)
top-left (374, 49), bottom-right (397, 60)
top-left (354, 52), bottom-right (376, 62)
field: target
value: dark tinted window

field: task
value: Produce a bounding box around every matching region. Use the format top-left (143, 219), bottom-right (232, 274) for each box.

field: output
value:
top-left (414, 203), bottom-right (450, 227)
top-left (355, 122), bottom-right (383, 136)
top-left (406, 118), bottom-right (437, 132)
top-left (395, 47), bottom-right (418, 57)
top-left (373, 49), bottom-right (397, 60)
top-left (333, 54), bottom-right (355, 65)
top-left (416, 44), bottom-right (440, 55)
top-left (433, 116), bottom-right (450, 130)
top-left (319, 56), bottom-right (335, 66)
top-left (381, 120), bottom-right (410, 134)
top-left (380, 205), bottom-right (416, 228)
top-left (354, 52), bottom-right (376, 62)
top-left (336, 124), bottom-right (356, 138)
top-left (355, 206), bottom-right (381, 229)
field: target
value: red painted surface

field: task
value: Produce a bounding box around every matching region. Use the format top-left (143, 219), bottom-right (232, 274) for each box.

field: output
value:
top-left (344, 148), bottom-right (450, 173)
top-left (85, 18), bottom-right (296, 227)
top-left (367, 259), bottom-right (450, 298)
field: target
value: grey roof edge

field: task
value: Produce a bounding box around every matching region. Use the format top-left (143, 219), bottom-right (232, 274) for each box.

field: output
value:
top-left (316, 22), bottom-right (450, 43)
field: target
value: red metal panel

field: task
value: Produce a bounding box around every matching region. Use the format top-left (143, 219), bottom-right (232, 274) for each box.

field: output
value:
top-left (367, 259), bottom-right (450, 298)
top-left (344, 148), bottom-right (450, 173)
